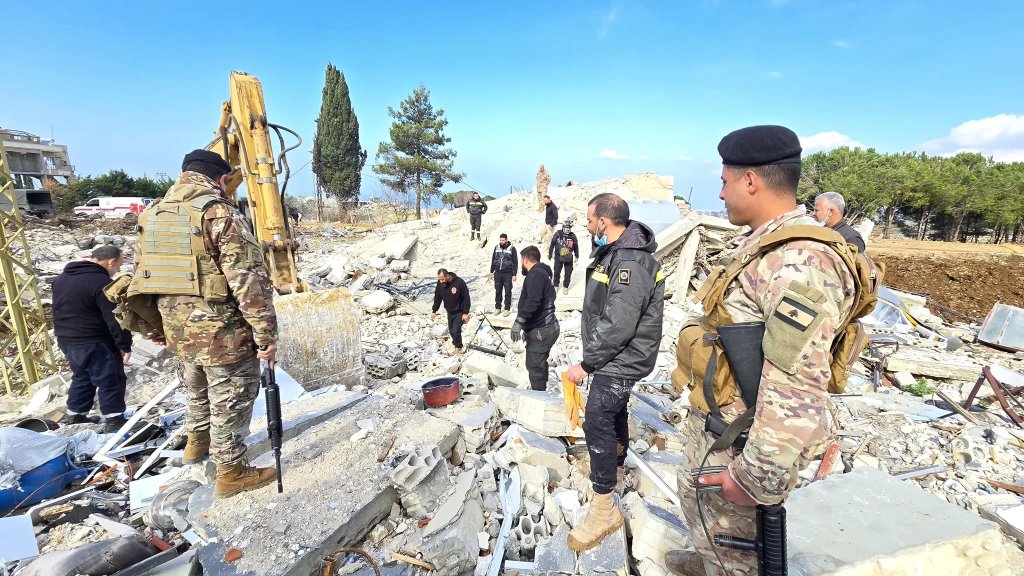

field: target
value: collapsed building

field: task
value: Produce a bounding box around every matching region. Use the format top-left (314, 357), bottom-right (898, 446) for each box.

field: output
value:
top-left (0, 128), bottom-right (76, 215)
top-left (2, 173), bottom-right (1024, 576)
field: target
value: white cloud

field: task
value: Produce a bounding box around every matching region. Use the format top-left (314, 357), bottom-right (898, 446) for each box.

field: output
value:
top-left (599, 149), bottom-right (629, 160)
top-left (921, 114), bottom-right (1024, 162)
top-left (832, 39), bottom-right (851, 48)
top-left (800, 131), bottom-right (866, 153)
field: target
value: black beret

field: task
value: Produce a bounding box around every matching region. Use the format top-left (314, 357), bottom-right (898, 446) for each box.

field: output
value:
top-left (181, 149), bottom-right (231, 173)
top-left (718, 125), bottom-right (802, 166)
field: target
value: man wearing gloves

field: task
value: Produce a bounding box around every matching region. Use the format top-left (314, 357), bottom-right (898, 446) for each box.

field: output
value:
top-left (510, 246), bottom-right (559, 391)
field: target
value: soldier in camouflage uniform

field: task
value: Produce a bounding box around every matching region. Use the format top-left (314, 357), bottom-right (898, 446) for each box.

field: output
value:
top-left (135, 149), bottom-right (279, 499)
top-left (665, 126), bottom-right (857, 576)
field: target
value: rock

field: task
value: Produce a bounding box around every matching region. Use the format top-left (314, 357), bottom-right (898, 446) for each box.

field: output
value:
top-left (389, 259), bottom-right (410, 272)
top-left (362, 290), bottom-right (395, 314)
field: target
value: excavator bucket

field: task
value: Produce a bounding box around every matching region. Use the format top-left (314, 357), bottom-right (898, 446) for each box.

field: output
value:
top-left (274, 287), bottom-right (363, 391)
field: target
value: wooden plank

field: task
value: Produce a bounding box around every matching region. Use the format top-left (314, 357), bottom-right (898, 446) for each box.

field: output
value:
top-left (936, 390), bottom-right (979, 424)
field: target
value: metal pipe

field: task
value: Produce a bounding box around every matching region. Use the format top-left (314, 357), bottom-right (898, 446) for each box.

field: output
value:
top-left (631, 391), bottom-right (683, 424)
top-left (625, 448), bottom-right (681, 507)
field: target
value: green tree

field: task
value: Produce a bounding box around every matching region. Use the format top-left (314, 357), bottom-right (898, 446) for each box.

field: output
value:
top-left (373, 85), bottom-right (464, 219)
top-left (312, 63), bottom-right (366, 202)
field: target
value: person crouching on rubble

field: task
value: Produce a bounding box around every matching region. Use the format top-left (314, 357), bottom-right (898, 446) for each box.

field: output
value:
top-left (431, 268), bottom-right (471, 355)
top-left (509, 245), bottom-right (559, 391)
top-left (52, 245), bottom-right (132, 432)
top-left (564, 192), bottom-right (665, 552)
top-left (132, 149), bottom-right (280, 499)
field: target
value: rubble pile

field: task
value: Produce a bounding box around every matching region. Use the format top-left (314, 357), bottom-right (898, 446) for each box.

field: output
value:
top-left (3, 173), bottom-right (1024, 575)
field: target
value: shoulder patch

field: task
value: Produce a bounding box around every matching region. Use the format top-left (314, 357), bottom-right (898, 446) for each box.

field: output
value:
top-left (774, 296), bottom-right (816, 331)
top-left (617, 268), bottom-right (631, 285)
top-left (763, 288), bottom-right (826, 375)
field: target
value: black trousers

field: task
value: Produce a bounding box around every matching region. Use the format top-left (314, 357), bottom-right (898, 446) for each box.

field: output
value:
top-left (60, 340), bottom-right (128, 416)
top-left (447, 312), bottom-right (465, 348)
top-left (493, 272), bottom-right (513, 310)
top-left (582, 373), bottom-right (634, 494)
top-left (553, 259), bottom-right (573, 288)
top-left (469, 214), bottom-right (482, 232)
top-left (525, 322), bottom-right (560, 390)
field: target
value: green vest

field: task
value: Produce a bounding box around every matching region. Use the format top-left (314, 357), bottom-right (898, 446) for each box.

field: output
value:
top-left (130, 183), bottom-right (230, 301)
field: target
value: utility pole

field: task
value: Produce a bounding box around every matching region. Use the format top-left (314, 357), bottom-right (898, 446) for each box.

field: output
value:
top-left (0, 144), bottom-right (57, 393)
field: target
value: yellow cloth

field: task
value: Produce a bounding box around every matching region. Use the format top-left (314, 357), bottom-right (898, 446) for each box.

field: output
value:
top-left (562, 372), bottom-right (585, 430)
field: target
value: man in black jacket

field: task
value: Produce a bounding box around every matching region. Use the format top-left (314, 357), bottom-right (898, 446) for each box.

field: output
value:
top-left (510, 246), bottom-right (559, 391)
top-left (814, 191), bottom-right (866, 252)
top-left (539, 195), bottom-right (558, 250)
top-left (466, 192), bottom-right (488, 241)
top-left (52, 245), bottom-right (133, 431)
top-left (548, 220), bottom-right (580, 295)
top-left (488, 234), bottom-right (518, 316)
top-left (431, 269), bottom-right (472, 354)
top-left (565, 193), bottom-right (665, 552)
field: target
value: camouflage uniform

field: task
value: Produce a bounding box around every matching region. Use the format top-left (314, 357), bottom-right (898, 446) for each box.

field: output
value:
top-left (675, 207), bottom-right (856, 575)
top-left (147, 172), bottom-right (278, 466)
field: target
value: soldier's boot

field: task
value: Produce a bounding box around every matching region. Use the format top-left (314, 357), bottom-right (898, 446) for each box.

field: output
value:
top-left (664, 550), bottom-right (708, 576)
top-left (567, 492), bottom-right (624, 552)
top-left (214, 461), bottom-right (276, 499)
top-left (182, 431), bottom-right (211, 465)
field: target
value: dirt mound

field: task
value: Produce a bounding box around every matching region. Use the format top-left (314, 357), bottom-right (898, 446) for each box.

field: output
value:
top-left (873, 252), bottom-right (1024, 322)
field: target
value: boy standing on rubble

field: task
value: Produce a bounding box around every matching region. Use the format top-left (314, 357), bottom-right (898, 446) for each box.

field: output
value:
top-left (132, 149), bottom-right (280, 499)
top-left (564, 193), bottom-right (665, 552)
top-left (431, 268), bottom-right (471, 354)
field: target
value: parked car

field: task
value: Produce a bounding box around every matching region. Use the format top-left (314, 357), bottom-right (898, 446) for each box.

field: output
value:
top-left (73, 197), bottom-right (153, 218)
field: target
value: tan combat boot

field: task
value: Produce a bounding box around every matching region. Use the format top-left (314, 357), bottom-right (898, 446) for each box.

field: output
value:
top-left (665, 550), bottom-right (708, 576)
top-left (214, 461), bottom-right (276, 499)
top-left (182, 431), bottom-right (211, 465)
top-left (567, 492), bottom-right (624, 552)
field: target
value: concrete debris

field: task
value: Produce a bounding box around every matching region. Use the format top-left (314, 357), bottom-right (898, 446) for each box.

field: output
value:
top-left (8, 174), bottom-right (1024, 576)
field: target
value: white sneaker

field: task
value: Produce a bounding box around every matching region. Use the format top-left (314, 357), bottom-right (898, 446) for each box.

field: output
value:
top-left (502, 309), bottom-right (510, 317)
top-left (562, 287), bottom-right (569, 295)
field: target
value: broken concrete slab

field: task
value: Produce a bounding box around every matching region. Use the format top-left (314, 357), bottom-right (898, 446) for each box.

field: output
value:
top-left (979, 504), bottom-right (1024, 545)
top-left (409, 492), bottom-right (484, 576)
top-left (787, 467), bottom-right (1024, 575)
top-left (391, 445), bottom-right (451, 519)
top-left (491, 387), bottom-right (584, 437)
top-left (362, 290), bottom-right (395, 314)
top-left (886, 348), bottom-right (982, 382)
top-left (464, 352), bottom-right (530, 388)
top-left (245, 389), bottom-right (367, 462)
top-left (429, 400), bottom-right (500, 453)
top-left (488, 425), bottom-right (570, 481)
top-left (578, 522), bottom-right (629, 575)
top-left (671, 228), bottom-right (701, 304)
top-left (535, 524), bottom-right (577, 574)
top-left (628, 401), bottom-right (686, 452)
top-left (622, 492), bottom-right (690, 576)
top-left (385, 234), bottom-right (419, 260)
top-left (634, 450), bottom-right (684, 504)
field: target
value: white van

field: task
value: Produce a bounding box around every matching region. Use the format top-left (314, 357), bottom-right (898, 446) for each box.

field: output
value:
top-left (74, 197), bottom-right (153, 218)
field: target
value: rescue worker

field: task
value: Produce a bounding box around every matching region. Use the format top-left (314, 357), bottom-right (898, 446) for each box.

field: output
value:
top-left (488, 233), bottom-right (518, 316)
top-left (664, 126), bottom-right (858, 576)
top-left (431, 268), bottom-right (471, 354)
top-left (564, 192), bottom-right (664, 552)
top-left (510, 245), bottom-right (559, 391)
top-left (52, 245), bottom-right (132, 432)
top-left (548, 220), bottom-right (580, 295)
top-left (466, 192), bottom-right (488, 240)
top-left (814, 191), bottom-right (866, 252)
top-left (539, 195), bottom-right (558, 250)
top-left (134, 149), bottom-right (279, 499)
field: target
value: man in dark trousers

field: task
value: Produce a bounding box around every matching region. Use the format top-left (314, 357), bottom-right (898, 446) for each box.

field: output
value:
top-left (540, 195), bottom-right (559, 250)
top-left (466, 192), bottom-right (488, 241)
top-left (488, 233), bottom-right (518, 316)
top-left (548, 220), bottom-right (580, 295)
top-left (431, 268), bottom-right (472, 354)
top-left (510, 246), bottom-right (559, 391)
top-left (52, 245), bottom-right (133, 432)
top-left (565, 193), bottom-right (665, 552)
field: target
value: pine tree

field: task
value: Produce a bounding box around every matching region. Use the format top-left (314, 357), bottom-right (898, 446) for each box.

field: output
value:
top-left (373, 85), bottom-right (464, 219)
top-left (312, 63), bottom-right (366, 206)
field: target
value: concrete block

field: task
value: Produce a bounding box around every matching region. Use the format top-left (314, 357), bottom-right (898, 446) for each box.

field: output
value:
top-left (391, 445), bottom-right (451, 519)
top-left (535, 524), bottom-right (577, 574)
top-left (512, 511), bottom-right (551, 554)
top-left (368, 256), bottom-right (388, 269)
top-left (388, 259), bottom-right (410, 272)
top-left (385, 234), bottom-right (418, 260)
top-left (324, 255), bottom-right (351, 284)
top-left (634, 450), bottom-right (683, 505)
top-left (787, 466), bottom-right (1024, 575)
top-left (629, 401), bottom-right (686, 451)
top-left (578, 522), bottom-right (628, 575)
top-left (411, 497), bottom-right (484, 576)
top-left (363, 353), bottom-right (406, 380)
top-left (492, 387), bottom-right (584, 437)
top-left (350, 273), bottom-right (373, 291)
top-left (464, 352), bottom-right (531, 388)
top-left (423, 470), bottom-right (479, 538)
top-left (886, 348), bottom-right (982, 382)
top-left (622, 492), bottom-right (690, 576)
top-left (489, 425), bottom-right (570, 481)
top-left (429, 400), bottom-right (500, 453)
top-left (361, 290), bottom-right (395, 314)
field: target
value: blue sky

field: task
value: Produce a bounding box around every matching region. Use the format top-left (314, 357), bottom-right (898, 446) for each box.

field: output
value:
top-left (4, 1), bottom-right (1022, 209)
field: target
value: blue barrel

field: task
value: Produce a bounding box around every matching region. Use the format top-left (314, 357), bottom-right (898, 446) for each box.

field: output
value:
top-left (0, 453), bottom-right (89, 515)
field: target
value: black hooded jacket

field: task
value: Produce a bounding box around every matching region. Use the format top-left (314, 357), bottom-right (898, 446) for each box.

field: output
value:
top-left (52, 261), bottom-right (133, 352)
top-left (581, 221), bottom-right (664, 379)
top-left (516, 262), bottom-right (557, 331)
top-left (432, 273), bottom-right (472, 315)
top-left (544, 202), bottom-right (559, 227)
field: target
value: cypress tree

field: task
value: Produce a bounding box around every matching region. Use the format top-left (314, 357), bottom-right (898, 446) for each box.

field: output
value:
top-left (312, 63), bottom-right (366, 204)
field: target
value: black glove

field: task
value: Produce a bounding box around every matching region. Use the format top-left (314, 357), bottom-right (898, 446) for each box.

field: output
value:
top-left (510, 319), bottom-right (524, 342)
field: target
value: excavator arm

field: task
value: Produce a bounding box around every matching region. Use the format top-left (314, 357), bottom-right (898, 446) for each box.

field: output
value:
top-left (206, 71), bottom-right (306, 294)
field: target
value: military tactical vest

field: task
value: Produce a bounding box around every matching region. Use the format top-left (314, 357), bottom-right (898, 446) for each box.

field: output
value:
top-left (672, 225), bottom-right (883, 414)
top-left (130, 183), bottom-right (231, 302)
